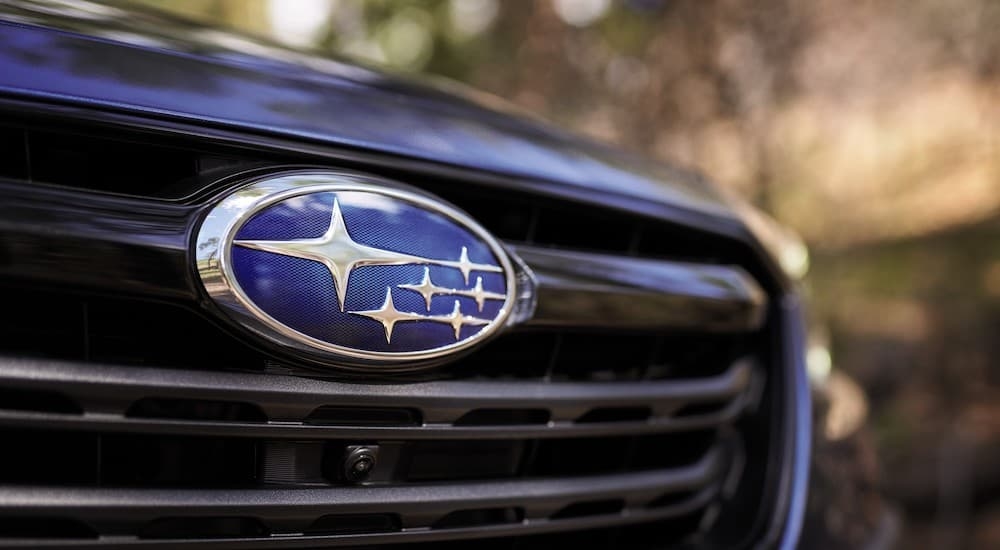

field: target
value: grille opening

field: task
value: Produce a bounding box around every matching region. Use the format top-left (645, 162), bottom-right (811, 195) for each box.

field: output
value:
top-left (432, 507), bottom-right (524, 529)
top-left (100, 436), bottom-right (258, 487)
top-left (0, 127), bottom-right (28, 181)
top-left (454, 408), bottom-right (550, 426)
top-left (575, 407), bottom-right (651, 424)
top-left (436, 190), bottom-right (536, 242)
top-left (85, 298), bottom-right (265, 371)
top-left (673, 401), bottom-right (729, 418)
top-left (631, 431), bottom-right (718, 470)
top-left (26, 131), bottom-right (198, 196)
top-left (550, 499), bottom-right (625, 520)
top-left (533, 205), bottom-right (636, 253)
top-left (648, 489), bottom-right (699, 509)
top-left (530, 437), bottom-right (629, 476)
top-left (305, 406), bottom-right (421, 426)
top-left (401, 538), bottom-right (525, 550)
top-left (0, 287), bottom-right (87, 361)
top-left (638, 218), bottom-right (748, 266)
top-left (450, 331), bottom-right (556, 379)
top-left (126, 398), bottom-right (267, 422)
top-left (513, 528), bottom-right (615, 550)
top-left (403, 440), bottom-right (525, 481)
top-left (139, 517), bottom-right (268, 539)
top-left (422, 180), bottom-right (754, 266)
top-left (550, 333), bottom-right (657, 381)
top-left (0, 517), bottom-right (97, 539)
top-left (646, 332), bottom-right (747, 380)
top-left (616, 510), bottom-right (707, 547)
top-left (0, 430), bottom-right (98, 485)
top-left (306, 513), bottom-right (401, 536)
top-left (0, 387), bottom-right (82, 414)
top-left (0, 285), bottom-right (268, 372)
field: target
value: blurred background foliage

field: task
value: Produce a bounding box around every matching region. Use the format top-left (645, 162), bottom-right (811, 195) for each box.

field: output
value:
top-left (117, 1), bottom-right (1000, 547)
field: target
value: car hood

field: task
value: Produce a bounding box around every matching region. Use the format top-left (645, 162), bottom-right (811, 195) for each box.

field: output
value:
top-left (0, 0), bottom-right (737, 220)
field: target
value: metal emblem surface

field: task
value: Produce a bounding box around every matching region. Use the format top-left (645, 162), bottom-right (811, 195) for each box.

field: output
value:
top-left (195, 170), bottom-right (526, 369)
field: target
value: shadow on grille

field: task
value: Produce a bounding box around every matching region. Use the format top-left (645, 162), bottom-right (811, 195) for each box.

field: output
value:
top-left (0, 430), bottom-right (99, 485)
top-left (551, 499), bottom-right (625, 519)
top-left (575, 407), bottom-right (651, 424)
top-left (433, 508), bottom-right (524, 529)
top-left (0, 286), bottom-right (267, 372)
top-left (454, 408), bottom-right (550, 426)
top-left (306, 406), bottom-right (421, 426)
top-left (100, 435), bottom-right (259, 487)
top-left (139, 517), bottom-right (269, 539)
top-left (404, 440), bottom-right (526, 481)
top-left (0, 284), bottom-right (749, 383)
top-left (307, 514), bottom-right (401, 536)
top-left (0, 517), bottom-right (98, 539)
top-left (126, 398), bottom-right (267, 422)
top-left (0, 386), bottom-right (81, 414)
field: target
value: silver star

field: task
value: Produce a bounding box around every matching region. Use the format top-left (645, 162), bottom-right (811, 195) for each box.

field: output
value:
top-left (399, 268), bottom-right (505, 312)
top-left (234, 198), bottom-right (504, 311)
top-left (398, 267), bottom-right (439, 310)
top-left (444, 299), bottom-right (489, 339)
top-left (467, 276), bottom-right (506, 311)
top-left (236, 199), bottom-right (437, 311)
top-left (350, 290), bottom-right (492, 343)
top-left (349, 287), bottom-right (426, 343)
top-left (451, 246), bottom-right (502, 285)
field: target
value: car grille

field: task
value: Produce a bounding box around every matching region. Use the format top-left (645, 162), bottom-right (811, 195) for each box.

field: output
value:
top-left (0, 116), bottom-right (795, 548)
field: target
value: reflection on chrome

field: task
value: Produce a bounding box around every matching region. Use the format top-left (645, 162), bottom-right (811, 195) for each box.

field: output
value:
top-left (400, 267), bottom-right (505, 311)
top-left (351, 288), bottom-right (490, 343)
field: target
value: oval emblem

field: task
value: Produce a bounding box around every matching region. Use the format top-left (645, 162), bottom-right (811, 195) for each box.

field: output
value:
top-left (195, 170), bottom-right (519, 368)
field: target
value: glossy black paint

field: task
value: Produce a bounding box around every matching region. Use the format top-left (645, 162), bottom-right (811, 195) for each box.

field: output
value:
top-left (0, 180), bottom-right (194, 300)
top-left (515, 245), bottom-right (767, 332)
top-left (0, 179), bottom-right (763, 335)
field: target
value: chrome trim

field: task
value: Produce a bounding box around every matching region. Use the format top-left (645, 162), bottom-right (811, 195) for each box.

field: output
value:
top-left (194, 169), bottom-right (531, 369)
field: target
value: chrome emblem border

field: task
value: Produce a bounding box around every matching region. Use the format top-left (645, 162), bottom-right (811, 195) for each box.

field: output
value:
top-left (195, 169), bottom-right (526, 369)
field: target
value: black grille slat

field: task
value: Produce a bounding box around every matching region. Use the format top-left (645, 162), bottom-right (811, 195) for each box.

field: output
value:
top-left (0, 501), bottom-right (713, 549)
top-left (0, 357), bottom-right (751, 440)
top-left (0, 450), bottom-right (722, 538)
top-left (516, 245), bottom-right (766, 332)
top-left (0, 403), bottom-right (747, 441)
top-left (0, 182), bottom-right (766, 338)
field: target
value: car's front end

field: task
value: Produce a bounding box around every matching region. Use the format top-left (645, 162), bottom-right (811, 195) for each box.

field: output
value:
top-left (0, 2), bottom-right (848, 548)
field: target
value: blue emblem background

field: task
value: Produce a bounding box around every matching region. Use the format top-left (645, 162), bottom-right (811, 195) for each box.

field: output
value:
top-left (230, 191), bottom-right (507, 353)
